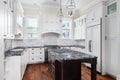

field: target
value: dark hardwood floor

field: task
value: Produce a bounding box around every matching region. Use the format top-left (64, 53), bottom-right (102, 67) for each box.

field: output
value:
top-left (22, 64), bottom-right (116, 80)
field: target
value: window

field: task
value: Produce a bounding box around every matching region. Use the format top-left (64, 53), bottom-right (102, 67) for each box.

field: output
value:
top-left (24, 17), bottom-right (38, 38)
top-left (107, 2), bottom-right (117, 15)
top-left (61, 19), bottom-right (72, 39)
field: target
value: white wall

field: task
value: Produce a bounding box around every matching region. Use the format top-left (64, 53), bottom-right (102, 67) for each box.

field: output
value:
top-left (22, 4), bottom-right (75, 39)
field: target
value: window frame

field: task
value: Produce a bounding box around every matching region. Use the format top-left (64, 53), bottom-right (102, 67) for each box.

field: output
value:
top-left (24, 15), bottom-right (39, 38)
top-left (61, 18), bottom-right (72, 39)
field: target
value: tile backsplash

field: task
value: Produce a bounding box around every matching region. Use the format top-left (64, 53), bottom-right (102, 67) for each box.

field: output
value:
top-left (4, 39), bottom-right (86, 51)
top-left (4, 39), bottom-right (13, 51)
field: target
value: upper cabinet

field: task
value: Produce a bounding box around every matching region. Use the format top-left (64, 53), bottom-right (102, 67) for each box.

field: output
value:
top-left (0, 0), bottom-right (14, 39)
top-left (0, 0), bottom-right (24, 39)
top-left (86, 2), bottom-right (103, 25)
top-left (13, 0), bottom-right (24, 39)
top-left (74, 15), bottom-right (86, 40)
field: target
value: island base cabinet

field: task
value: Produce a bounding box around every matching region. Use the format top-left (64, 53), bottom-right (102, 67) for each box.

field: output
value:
top-left (55, 61), bottom-right (81, 80)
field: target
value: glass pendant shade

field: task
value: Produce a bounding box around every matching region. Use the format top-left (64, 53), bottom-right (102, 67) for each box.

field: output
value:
top-left (66, 0), bottom-right (76, 10)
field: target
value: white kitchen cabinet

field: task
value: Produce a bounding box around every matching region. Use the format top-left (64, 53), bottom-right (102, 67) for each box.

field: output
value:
top-left (5, 56), bottom-right (21, 80)
top-left (87, 2), bottom-right (103, 26)
top-left (105, 0), bottom-right (120, 77)
top-left (13, 0), bottom-right (24, 38)
top-left (86, 25), bottom-right (102, 73)
top-left (28, 48), bottom-right (45, 64)
top-left (85, 1), bottom-right (106, 75)
top-left (21, 49), bottom-right (29, 78)
top-left (0, 0), bottom-right (14, 39)
top-left (74, 15), bottom-right (86, 40)
top-left (0, 2), bottom-right (5, 80)
top-left (0, 42), bottom-right (4, 80)
top-left (5, 49), bottom-right (29, 80)
top-left (1, 0), bottom-right (24, 39)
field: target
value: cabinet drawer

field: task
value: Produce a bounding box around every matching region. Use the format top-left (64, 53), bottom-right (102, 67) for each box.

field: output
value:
top-left (30, 51), bottom-right (44, 57)
top-left (36, 56), bottom-right (44, 62)
top-left (29, 56), bottom-right (44, 63)
top-left (30, 48), bottom-right (44, 51)
top-left (39, 48), bottom-right (44, 51)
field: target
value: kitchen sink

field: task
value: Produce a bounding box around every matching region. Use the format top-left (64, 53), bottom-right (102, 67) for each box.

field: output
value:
top-left (10, 48), bottom-right (24, 52)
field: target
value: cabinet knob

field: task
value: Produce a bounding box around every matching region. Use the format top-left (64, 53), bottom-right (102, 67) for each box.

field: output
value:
top-left (32, 48), bottom-right (34, 50)
top-left (3, 1), bottom-right (7, 4)
top-left (40, 52), bottom-right (42, 54)
top-left (11, 10), bottom-right (14, 13)
top-left (40, 58), bottom-right (42, 59)
top-left (4, 35), bottom-right (6, 36)
top-left (32, 58), bottom-right (34, 60)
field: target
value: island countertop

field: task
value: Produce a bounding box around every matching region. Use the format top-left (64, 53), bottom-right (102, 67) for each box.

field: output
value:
top-left (48, 49), bottom-right (96, 62)
top-left (48, 49), bottom-right (97, 80)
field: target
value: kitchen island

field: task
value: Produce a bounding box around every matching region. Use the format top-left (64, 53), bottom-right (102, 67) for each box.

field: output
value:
top-left (48, 49), bottom-right (97, 80)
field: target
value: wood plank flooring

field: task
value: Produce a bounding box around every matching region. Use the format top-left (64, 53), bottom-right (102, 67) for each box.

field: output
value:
top-left (22, 64), bottom-right (116, 80)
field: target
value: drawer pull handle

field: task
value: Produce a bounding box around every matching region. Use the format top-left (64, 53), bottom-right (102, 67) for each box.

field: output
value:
top-left (32, 53), bottom-right (34, 54)
top-left (40, 58), bottom-right (42, 59)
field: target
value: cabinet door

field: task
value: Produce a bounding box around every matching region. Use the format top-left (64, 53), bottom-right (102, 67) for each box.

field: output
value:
top-left (0, 3), bottom-right (5, 80)
top-left (0, 2), bottom-right (4, 35)
top-left (4, 5), bottom-right (8, 36)
top-left (87, 9), bottom-right (94, 23)
top-left (105, 38), bottom-right (120, 76)
top-left (8, 10), bottom-right (13, 36)
top-left (87, 3), bottom-right (103, 24)
top-left (21, 53), bottom-right (24, 78)
top-left (5, 57), bottom-right (21, 80)
top-left (105, 1), bottom-right (120, 76)
top-left (81, 18), bottom-right (86, 39)
top-left (86, 25), bottom-right (102, 73)
top-left (94, 3), bottom-right (102, 22)
top-left (86, 27), bottom-right (93, 54)
top-left (92, 25), bottom-right (101, 72)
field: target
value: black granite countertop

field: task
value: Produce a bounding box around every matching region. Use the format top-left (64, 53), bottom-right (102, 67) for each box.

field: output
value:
top-left (5, 45), bottom-right (85, 58)
top-left (5, 48), bottom-right (25, 58)
top-left (48, 49), bottom-right (96, 61)
top-left (13, 45), bottom-right (85, 49)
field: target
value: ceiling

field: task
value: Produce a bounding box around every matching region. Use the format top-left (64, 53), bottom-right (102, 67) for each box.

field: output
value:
top-left (20, 0), bottom-right (94, 9)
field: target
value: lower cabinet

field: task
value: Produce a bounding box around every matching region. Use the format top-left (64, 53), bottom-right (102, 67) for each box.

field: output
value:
top-left (21, 49), bottom-right (29, 78)
top-left (5, 49), bottom-right (29, 80)
top-left (28, 48), bottom-right (45, 64)
top-left (4, 48), bottom-right (45, 80)
top-left (5, 56), bottom-right (21, 80)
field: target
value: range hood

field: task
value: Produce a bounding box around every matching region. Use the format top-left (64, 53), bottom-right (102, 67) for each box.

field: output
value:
top-left (41, 32), bottom-right (61, 45)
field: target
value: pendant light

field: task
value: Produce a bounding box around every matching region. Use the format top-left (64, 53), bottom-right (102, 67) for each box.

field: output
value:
top-left (66, 0), bottom-right (76, 16)
top-left (57, 0), bottom-right (63, 22)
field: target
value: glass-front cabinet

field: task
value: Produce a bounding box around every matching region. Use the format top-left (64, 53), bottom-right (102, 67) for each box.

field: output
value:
top-left (1, 0), bottom-right (14, 39)
top-left (61, 18), bottom-right (72, 39)
top-left (1, 0), bottom-right (24, 39)
top-left (74, 15), bottom-right (86, 40)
